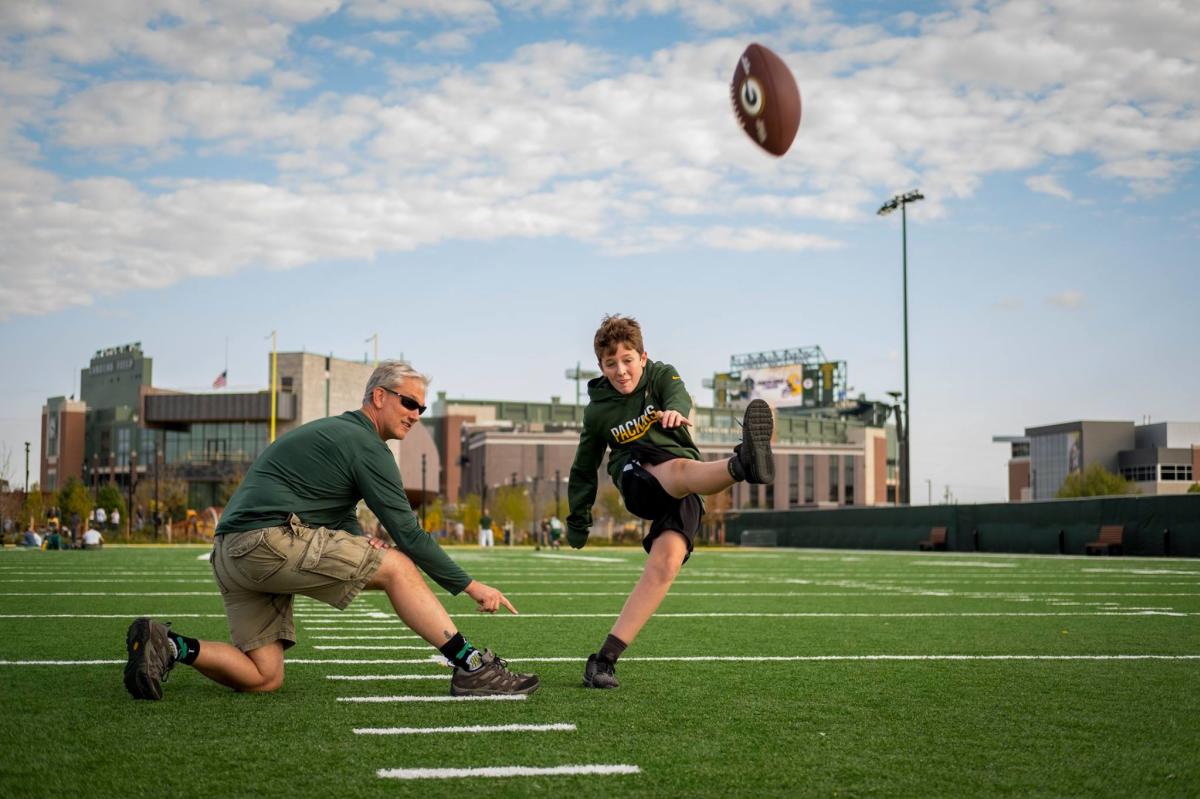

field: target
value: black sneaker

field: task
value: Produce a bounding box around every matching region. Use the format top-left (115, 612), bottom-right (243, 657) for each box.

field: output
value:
top-left (734, 399), bottom-right (774, 484)
top-left (124, 617), bottom-right (175, 700)
top-left (583, 654), bottom-right (619, 689)
top-left (450, 650), bottom-right (539, 696)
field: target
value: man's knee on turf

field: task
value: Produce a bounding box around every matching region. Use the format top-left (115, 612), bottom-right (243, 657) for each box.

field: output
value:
top-left (239, 642), bottom-right (285, 693)
top-left (242, 669), bottom-right (284, 693)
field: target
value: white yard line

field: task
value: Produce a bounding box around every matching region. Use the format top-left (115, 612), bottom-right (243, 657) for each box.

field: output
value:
top-left (311, 635), bottom-right (422, 640)
top-left (356, 723), bottom-right (575, 735)
top-left (302, 623), bottom-right (405, 628)
top-left (337, 694), bottom-right (527, 703)
top-left (501, 655), bottom-right (1200, 663)
top-left (5, 654), bottom-right (1200, 667)
top-left (0, 613), bottom-right (225, 619)
top-left (377, 764), bottom-right (639, 780)
top-left (0, 591), bottom-right (217, 596)
top-left (530, 554), bottom-right (627, 563)
top-left (328, 674), bottom-right (446, 680)
top-left (448, 610), bottom-right (1195, 618)
top-left (313, 645), bottom-right (430, 650)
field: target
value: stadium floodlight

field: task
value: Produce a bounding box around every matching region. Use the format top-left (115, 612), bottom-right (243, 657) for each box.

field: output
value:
top-left (564, 362), bottom-right (600, 413)
top-left (878, 189), bottom-right (924, 506)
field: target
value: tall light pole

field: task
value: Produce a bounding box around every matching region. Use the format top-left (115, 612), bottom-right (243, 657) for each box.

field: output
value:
top-left (886, 390), bottom-right (904, 506)
top-left (878, 189), bottom-right (924, 506)
top-left (564, 363), bottom-right (599, 421)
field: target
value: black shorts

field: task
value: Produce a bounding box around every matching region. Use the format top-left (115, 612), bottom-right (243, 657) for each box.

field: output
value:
top-left (620, 450), bottom-right (703, 560)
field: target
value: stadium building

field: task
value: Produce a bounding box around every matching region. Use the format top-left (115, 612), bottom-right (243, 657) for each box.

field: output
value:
top-left (994, 420), bottom-right (1200, 500)
top-left (41, 343), bottom-right (898, 520)
top-left (41, 345), bottom-right (438, 511)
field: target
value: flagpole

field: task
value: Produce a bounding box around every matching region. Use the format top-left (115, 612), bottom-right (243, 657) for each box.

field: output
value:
top-left (269, 330), bottom-right (278, 442)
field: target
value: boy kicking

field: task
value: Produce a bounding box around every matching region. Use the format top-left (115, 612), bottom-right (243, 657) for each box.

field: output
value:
top-left (566, 315), bottom-right (774, 689)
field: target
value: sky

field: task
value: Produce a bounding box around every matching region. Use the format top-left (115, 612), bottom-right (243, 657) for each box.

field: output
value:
top-left (1, 0), bottom-right (1198, 504)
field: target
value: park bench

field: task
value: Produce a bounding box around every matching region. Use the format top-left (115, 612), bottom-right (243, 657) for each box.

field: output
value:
top-left (1085, 525), bottom-right (1125, 556)
top-left (919, 527), bottom-right (947, 551)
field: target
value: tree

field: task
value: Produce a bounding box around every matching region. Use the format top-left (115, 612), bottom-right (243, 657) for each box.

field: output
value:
top-left (460, 493), bottom-right (481, 534)
top-left (22, 485), bottom-right (44, 531)
top-left (1188, 482), bottom-right (1200, 494)
top-left (57, 476), bottom-right (93, 534)
top-left (596, 485), bottom-right (633, 524)
top-left (97, 483), bottom-right (127, 528)
top-left (161, 476), bottom-right (189, 522)
top-left (217, 468), bottom-right (247, 507)
top-left (492, 485), bottom-right (531, 533)
top-left (424, 496), bottom-right (445, 532)
top-left (1056, 464), bottom-right (1138, 498)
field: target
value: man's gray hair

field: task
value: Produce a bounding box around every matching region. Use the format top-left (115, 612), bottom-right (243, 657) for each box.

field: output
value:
top-left (363, 359), bottom-right (431, 404)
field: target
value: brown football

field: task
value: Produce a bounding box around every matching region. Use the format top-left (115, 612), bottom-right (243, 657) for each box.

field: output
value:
top-left (730, 42), bottom-right (801, 157)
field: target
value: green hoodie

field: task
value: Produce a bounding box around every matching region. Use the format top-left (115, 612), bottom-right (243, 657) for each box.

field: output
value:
top-left (566, 360), bottom-right (700, 538)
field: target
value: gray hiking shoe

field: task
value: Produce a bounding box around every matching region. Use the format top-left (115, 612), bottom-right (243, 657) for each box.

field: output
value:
top-left (124, 617), bottom-right (175, 700)
top-left (583, 654), bottom-right (619, 689)
top-left (733, 399), bottom-right (775, 484)
top-left (450, 650), bottom-right (539, 696)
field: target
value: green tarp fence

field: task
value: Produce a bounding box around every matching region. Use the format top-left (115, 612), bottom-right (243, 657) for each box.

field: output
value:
top-left (725, 495), bottom-right (1200, 556)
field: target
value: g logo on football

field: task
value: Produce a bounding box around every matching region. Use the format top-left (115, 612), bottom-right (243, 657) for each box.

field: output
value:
top-left (739, 77), bottom-right (764, 117)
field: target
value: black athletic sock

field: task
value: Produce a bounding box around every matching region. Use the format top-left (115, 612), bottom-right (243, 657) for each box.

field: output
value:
top-left (167, 632), bottom-right (200, 666)
top-left (439, 633), bottom-right (483, 671)
top-left (727, 454), bottom-right (746, 481)
top-left (598, 633), bottom-right (627, 664)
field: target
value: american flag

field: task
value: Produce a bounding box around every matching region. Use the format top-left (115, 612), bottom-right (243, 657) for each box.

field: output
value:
top-left (212, 369), bottom-right (227, 389)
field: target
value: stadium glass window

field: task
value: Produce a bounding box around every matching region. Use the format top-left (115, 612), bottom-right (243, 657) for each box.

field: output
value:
top-left (804, 455), bottom-right (815, 503)
top-left (788, 455), bottom-right (800, 507)
top-left (1162, 465), bottom-right (1193, 481)
top-left (844, 456), bottom-right (855, 506)
top-left (117, 426), bottom-right (131, 467)
top-left (829, 456), bottom-right (840, 503)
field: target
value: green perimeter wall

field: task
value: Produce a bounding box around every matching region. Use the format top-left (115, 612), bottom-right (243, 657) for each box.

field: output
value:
top-left (725, 495), bottom-right (1200, 557)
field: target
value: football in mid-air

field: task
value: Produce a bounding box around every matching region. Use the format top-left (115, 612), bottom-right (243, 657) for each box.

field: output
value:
top-left (730, 43), bottom-right (802, 157)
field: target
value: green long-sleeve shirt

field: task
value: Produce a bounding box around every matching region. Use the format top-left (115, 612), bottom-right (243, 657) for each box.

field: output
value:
top-left (567, 360), bottom-right (700, 538)
top-left (216, 410), bottom-right (471, 594)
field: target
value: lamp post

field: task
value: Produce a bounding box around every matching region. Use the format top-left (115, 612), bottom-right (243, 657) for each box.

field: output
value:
top-left (127, 449), bottom-right (138, 540)
top-left (154, 443), bottom-right (162, 541)
top-left (564, 363), bottom-right (600, 420)
top-left (554, 468), bottom-right (561, 518)
top-left (886, 390), bottom-right (904, 506)
top-left (878, 189), bottom-right (924, 506)
top-left (531, 474), bottom-right (540, 544)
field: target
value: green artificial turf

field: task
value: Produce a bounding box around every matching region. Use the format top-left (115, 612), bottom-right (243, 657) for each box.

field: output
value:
top-left (1, 545), bottom-right (1198, 798)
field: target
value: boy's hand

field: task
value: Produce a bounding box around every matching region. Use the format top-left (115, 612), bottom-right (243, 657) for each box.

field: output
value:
top-left (567, 526), bottom-right (589, 549)
top-left (658, 410), bottom-right (691, 429)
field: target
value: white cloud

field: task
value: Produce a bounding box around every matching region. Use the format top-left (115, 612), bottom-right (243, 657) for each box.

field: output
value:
top-left (1045, 291), bottom-right (1085, 310)
top-left (1025, 174), bottom-right (1072, 200)
top-left (1, 0), bottom-right (1199, 319)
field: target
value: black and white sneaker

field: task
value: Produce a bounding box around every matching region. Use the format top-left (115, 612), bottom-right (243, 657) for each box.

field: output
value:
top-left (733, 399), bottom-right (774, 484)
top-left (124, 617), bottom-right (176, 700)
top-left (583, 654), bottom-right (619, 689)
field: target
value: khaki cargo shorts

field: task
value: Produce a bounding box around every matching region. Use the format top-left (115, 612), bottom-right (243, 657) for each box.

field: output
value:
top-left (210, 514), bottom-right (385, 652)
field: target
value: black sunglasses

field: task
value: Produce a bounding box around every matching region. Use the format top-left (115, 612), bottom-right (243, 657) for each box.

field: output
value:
top-left (379, 387), bottom-right (427, 415)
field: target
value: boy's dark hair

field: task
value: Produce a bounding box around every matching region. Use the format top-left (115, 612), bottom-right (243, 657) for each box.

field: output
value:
top-left (593, 314), bottom-right (644, 361)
